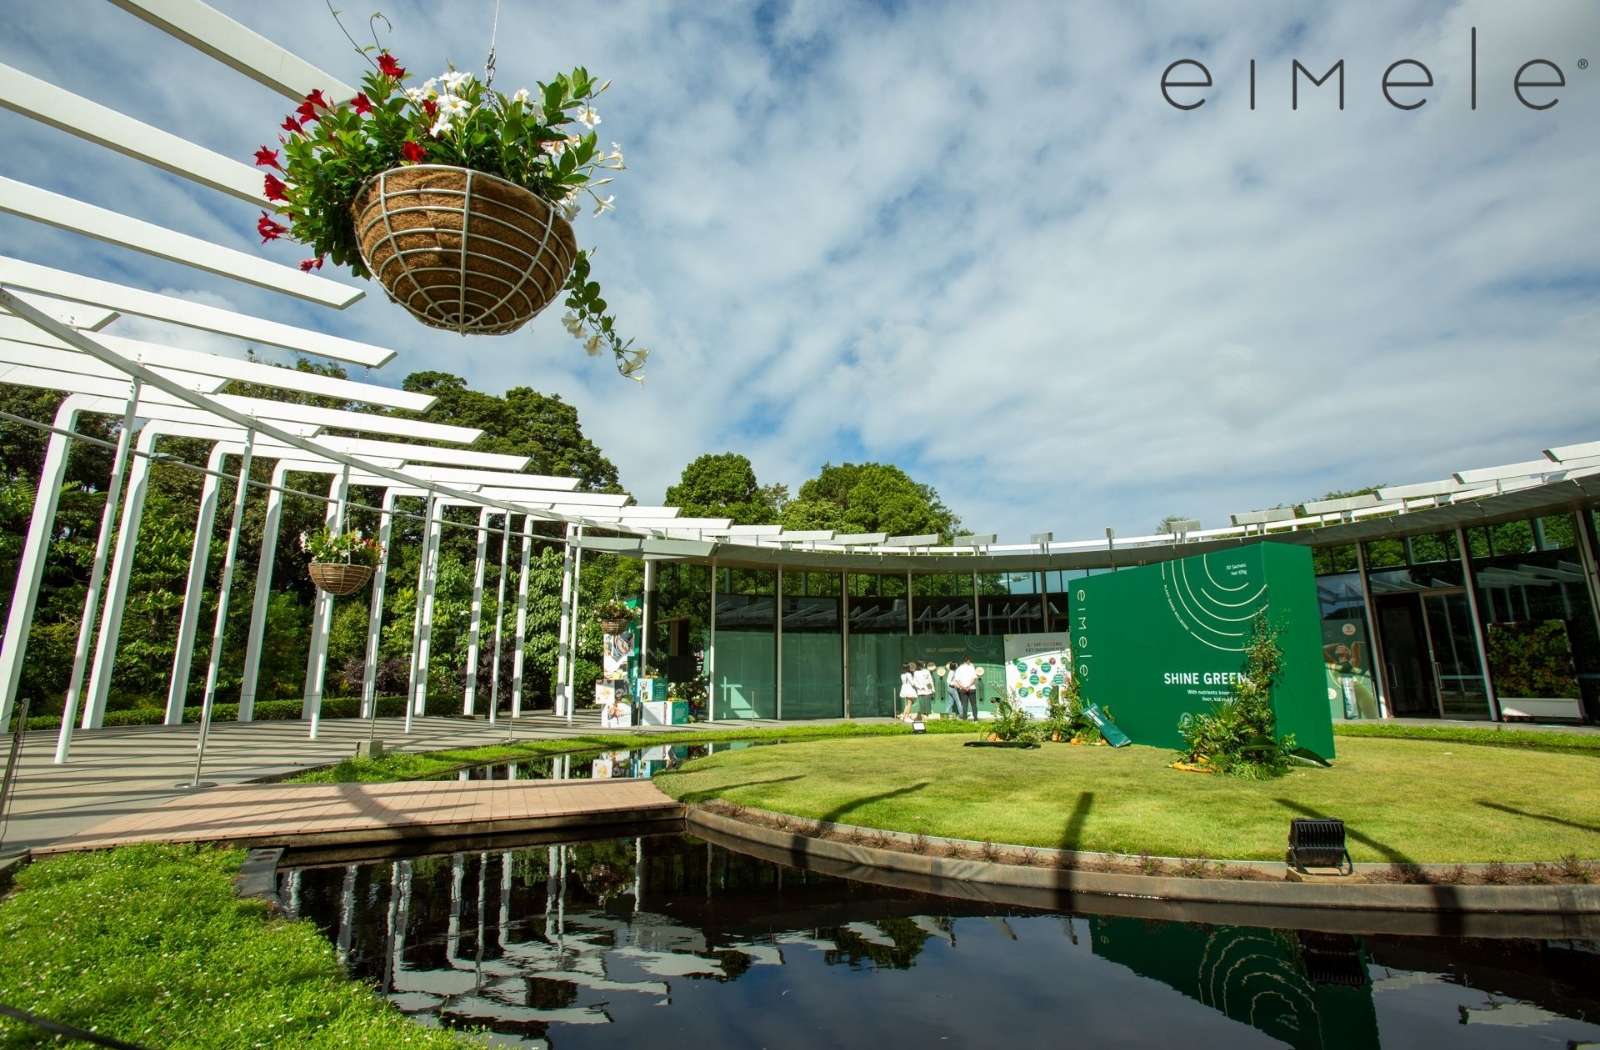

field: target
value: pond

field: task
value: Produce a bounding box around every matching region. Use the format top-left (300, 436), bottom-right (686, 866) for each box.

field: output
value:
top-left (427, 741), bottom-right (758, 782)
top-left (280, 831), bottom-right (1600, 1049)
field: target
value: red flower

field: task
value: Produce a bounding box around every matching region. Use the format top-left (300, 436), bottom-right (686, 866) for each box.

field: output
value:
top-left (295, 100), bottom-right (320, 124)
top-left (376, 52), bottom-right (405, 80)
top-left (401, 140), bottom-right (426, 164)
top-left (256, 211), bottom-right (287, 243)
top-left (421, 98), bottom-right (438, 118)
top-left (253, 146), bottom-right (282, 170)
top-left (305, 88), bottom-right (330, 110)
top-left (350, 92), bottom-right (372, 115)
top-left (281, 115), bottom-right (303, 135)
top-left (298, 256), bottom-right (324, 272)
top-left (263, 173), bottom-right (289, 202)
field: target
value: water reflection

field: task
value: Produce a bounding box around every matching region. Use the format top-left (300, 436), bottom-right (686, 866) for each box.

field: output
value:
top-left (281, 835), bottom-right (1600, 1049)
top-left (433, 741), bottom-right (756, 782)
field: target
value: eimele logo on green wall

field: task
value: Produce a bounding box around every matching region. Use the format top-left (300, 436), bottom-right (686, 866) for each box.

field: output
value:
top-left (1073, 542), bottom-right (1335, 760)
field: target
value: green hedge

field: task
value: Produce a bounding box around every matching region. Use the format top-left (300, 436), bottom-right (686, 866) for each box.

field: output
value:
top-left (17, 695), bottom-right (414, 732)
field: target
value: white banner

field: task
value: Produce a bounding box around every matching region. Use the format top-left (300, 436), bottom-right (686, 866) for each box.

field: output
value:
top-left (1003, 632), bottom-right (1071, 719)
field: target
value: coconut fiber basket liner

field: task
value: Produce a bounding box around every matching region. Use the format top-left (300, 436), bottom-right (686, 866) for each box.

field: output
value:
top-left (309, 562), bottom-right (375, 596)
top-left (352, 165), bottom-right (578, 335)
top-left (599, 619), bottom-right (631, 635)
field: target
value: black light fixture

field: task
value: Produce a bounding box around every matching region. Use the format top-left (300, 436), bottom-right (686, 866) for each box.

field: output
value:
top-left (1287, 818), bottom-right (1352, 874)
top-left (911, 719), bottom-right (926, 734)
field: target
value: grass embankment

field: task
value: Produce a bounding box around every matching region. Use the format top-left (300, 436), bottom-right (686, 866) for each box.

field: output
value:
top-left (1334, 720), bottom-right (1600, 754)
top-left (0, 845), bottom-right (471, 1049)
top-left (287, 719), bottom-right (974, 783)
top-left (656, 734), bottom-right (1600, 863)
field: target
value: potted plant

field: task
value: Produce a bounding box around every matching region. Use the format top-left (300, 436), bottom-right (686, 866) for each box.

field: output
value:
top-left (255, 46), bottom-right (646, 377)
top-left (594, 598), bottom-right (636, 636)
top-left (299, 527), bottom-right (383, 595)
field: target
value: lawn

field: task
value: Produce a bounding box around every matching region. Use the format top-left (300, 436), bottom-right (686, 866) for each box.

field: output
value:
top-left (0, 844), bottom-right (473, 1049)
top-left (655, 735), bottom-right (1600, 863)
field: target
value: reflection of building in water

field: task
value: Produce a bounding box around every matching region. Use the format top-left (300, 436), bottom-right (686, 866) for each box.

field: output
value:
top-left (1089, 918), bottom-right (1381, 1050)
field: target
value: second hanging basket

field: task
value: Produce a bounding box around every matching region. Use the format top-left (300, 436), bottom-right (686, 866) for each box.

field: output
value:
top-left (352, 164), bottom-right (579, 336)
top-left (309, 562), bottom-right (375, 597)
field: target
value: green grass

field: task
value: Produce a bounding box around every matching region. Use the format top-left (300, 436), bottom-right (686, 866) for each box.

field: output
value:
top-left (1334, 720), bottom-right (1600, 754)
top-left (0, 844), bottom-right (472, 1049)
top-left (656, 735), bottom-right (1600, 863)
top-left (288, 719), bottom-right (975, 783)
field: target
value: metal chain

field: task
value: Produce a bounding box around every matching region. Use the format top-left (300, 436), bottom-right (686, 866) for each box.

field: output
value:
top-left (484, 0), bottom-right (502, 86)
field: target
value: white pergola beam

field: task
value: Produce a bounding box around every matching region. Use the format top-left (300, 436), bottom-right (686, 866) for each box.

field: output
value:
top-left (109, 0), bottom-right (358, 100)
top-left (0, 177), bottom-right (360, 308)
top-left (1547, 441), bottom-right (1600, 463)
top-left (0, 360), bottom-right (223, 399)
top-left (311, 437), bottom-right (527, 470)
top-left (404, 467), bottom-right (582, 492)
top-left (471, 486), bottom-right (627, 506)
top-left (2, 297), bottom-right (118, 330)
top-left (0, 257), bottom-right (395, 366)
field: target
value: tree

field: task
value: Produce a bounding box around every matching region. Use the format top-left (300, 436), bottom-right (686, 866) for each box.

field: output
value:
top-left (781, 462), bottom-right (958, 539)
top-left (663, 453), bottom-right (785, 525)
top-left (1156, 514), bottom-right (1195, 534)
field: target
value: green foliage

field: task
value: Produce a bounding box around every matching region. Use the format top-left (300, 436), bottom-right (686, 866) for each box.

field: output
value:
top-left (300, 526), bottom-right (383, 566)
top-left (593, 596), bottom-right (636, 623)
top-left (988, 696), bottom-right (1042, 744)
top-left (1333, 721), bottom-right (1600, 754)
top-left (1177, 614), bottom-right (1298, 779)
top-left (1045, 677), bottom-right (1102, 744)
top-left (0, 844), bottom-right (470, 1048)
top-left (664, 452), bottom-right (786, 525)
top-left (1485, 620), bottom-right (1580, 698)
top-left (780, 462), bottom-right (959, 539)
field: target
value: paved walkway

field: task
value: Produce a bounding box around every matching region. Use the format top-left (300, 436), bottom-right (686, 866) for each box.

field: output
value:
top-left (0, 712), bottom-right (821, 861)
top-left (34, 778), bottom-right (682, 855)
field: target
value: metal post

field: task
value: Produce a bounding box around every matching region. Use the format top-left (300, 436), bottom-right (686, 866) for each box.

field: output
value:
top-left (566, 531), bottom-right (584, 724)
top-left (304, 467), bottom-right (350, 729)
top-left (362, 489), bottom-right (397, 729)
top-left (412, 497), bottom-right (445, 721)
top-left (1574, 509), bottom-right (1600, 673)
top-left (906, 571), bottom-right (913, 636)
top-left (554, 524), bottom-right (575, 717)
top-left (239, 461), bottom-right (290, 722)
top-left (186, 431), bottom-right (255, 787)
top-left (708, 559), bottom-right (718, 722)
top-left (511, 516), bottom-right (533, 724)
top-left (165, 442), bottom-right (228, 726)
top-left (487, 512), bottom-right (510, 726)
top-left (775, 566), bottom-right (784, 721)
top-left (83, 427), bottom-right (157, 729)
top-left (464, 508), bottom-right (492, 715)
top-left (55, 382), bottom-right (141, 763)
top-left (840, 570), bottom-right (850, 719)
top-left (1354, 540), bottom-right (1391, 718)
top-left (641, 559), bottom-right (656, 679)
top-left (972, 570), bottom-right (980, 635)
top-left (1456, 526), bottom-right (1501, 721)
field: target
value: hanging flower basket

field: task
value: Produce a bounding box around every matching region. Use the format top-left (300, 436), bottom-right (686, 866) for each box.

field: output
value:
top-left (309, 562), bottom-right (375, 596)
top-left (598, 618), bottom-right (631, 635)
top-left (352, 165), bottom-right (578, 335)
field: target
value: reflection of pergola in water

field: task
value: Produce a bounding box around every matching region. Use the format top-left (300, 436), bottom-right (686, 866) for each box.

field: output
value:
top-left (2, 0), bottom-right (1599, 762)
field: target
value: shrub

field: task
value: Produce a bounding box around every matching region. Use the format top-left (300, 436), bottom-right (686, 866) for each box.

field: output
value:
top-left (989, 696), bottom-right (1042, 744)
top-left (1046, 676), bottom-right (1103, 744)
top-left (1177, 614), bottom-right (1297, 779)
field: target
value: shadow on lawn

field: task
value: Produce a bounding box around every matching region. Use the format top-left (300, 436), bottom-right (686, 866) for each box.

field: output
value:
top-left (1478, 800), bottom-right (1600, 835)
top-left (671, 775), bottom-right (806, 805)
top-left (1058, 791), bottom-right (1095, 852)
top-left (820, 782), bottom-right (931, 828)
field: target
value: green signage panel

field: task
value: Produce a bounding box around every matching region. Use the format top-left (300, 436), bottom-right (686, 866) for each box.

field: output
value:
top-left (1072, 542), bottom-right (1334, 760)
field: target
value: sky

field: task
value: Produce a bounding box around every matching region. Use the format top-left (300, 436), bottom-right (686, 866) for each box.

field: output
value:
top-left (1, 0), bottom-right (1597, 541)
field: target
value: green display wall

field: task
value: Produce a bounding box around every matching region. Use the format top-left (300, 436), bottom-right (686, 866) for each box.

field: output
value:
top-left (1073, 543), bottom-right (1335, 759)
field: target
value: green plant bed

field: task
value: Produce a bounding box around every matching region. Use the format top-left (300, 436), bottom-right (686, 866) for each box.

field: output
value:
top-left (17, 696), bottom-right (412, 732)
top-left (657, 734), bottom-right (1600, 863)
top-left (0, 844), bottom-right (471, 1048)
top-left (964, 740), bottom-right (1040, 749)
top-left (286, 719), bottom-right (977, 784)
top-left (1334, 721), bottom-right (1600, 754)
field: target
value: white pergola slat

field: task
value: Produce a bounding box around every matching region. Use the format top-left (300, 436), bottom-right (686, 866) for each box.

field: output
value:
top-left (310, 436), bottom-right (528, 471)
top-left (0, 257), bottom-right (396, 367)
top-left (109, 0), bottom-right (358, 100)
top-left (0, 61), bottom-right (266, 205)
top-left (1548, 441), bottom-right (1600, 463)
top-left (0, 177), bottom-right (361, 307)
top-left (1, 297), bottom-right (119, 330)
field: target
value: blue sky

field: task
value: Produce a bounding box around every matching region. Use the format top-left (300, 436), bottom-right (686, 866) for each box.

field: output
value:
top-left (1, 0), bottom-right (1597, 539)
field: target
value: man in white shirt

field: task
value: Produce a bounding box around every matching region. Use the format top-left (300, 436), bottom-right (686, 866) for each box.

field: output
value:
top-left (951, 657), bottom-right (979, 719)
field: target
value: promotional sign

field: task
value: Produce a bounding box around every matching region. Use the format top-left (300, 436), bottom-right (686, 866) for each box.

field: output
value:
top-left (1071, 543), bottom-right (1334, 759)
top-left (1003, 632), bottom-right (1071, 719)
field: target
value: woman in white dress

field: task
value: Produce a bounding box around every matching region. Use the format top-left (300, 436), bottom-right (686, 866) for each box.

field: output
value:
top-left (899, 662), bottom-right (918, 721)
top-left (913, 662), bottom-right (936, 718)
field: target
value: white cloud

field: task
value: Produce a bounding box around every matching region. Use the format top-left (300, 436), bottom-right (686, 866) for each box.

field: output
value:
top-left (0, 0), bottom-right (1595, 541)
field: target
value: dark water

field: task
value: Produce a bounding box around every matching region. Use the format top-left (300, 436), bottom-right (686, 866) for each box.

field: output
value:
top-left (427, 741), bottom-right (755, 782)
top-left (280, 833), bottom-right (1600, 1049)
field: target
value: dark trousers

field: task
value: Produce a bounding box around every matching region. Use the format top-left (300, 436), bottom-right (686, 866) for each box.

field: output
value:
top-left (958, 689), bottom-right (978, 719)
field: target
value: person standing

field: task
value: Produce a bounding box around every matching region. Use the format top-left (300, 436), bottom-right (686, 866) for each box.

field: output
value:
top-left (953, 655), bottom-right (979, 720)
top-left (899, 662), bottom-right (918, 721)
top-left (914, 661), bottom-right (935, 718)
top-left (944, 661), bottom-right (962, 716)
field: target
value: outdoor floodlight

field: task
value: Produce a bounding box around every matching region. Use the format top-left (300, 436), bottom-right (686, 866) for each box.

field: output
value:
top-left (1287, 818), bottom-right (1353, 874)
top-left (911, 719), bottom-right (926, 734)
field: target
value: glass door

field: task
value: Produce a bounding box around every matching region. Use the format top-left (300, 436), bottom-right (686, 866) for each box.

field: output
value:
top-left (1421, 591), bottom-right (1492, 720)
top-left (1376, 595), bottom-right (1438, 717)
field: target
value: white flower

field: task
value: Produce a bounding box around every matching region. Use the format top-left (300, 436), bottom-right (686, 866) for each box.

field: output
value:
top-left (437, 94), bottom-right (470, 118)
top-left (575, 105), bottom-right (601, 128)
top-left (562, 311), bottom-right (584, 336)
top-left (619, 347), bottom-right (648, 380)
top-left (439, 70), bottom-right (472, 92)
top-left (404, 87), bottom-right (429, 103)
top-left (559, 194), bottom-right (580, 221)
top-left (606, 141), bottom-right (625, 169)
top-left (430, 115), bottom-right (453, 137)
top-left (421, 78), bottom-right (438, 96)
top-left (511, 87), bottom-right (531, 105)
top-left (583, 334), bottom-right (603, 356)
top-left (592, 194), bottom-right (615, 216)
top-left (540, 138), bottom-right (566, 157)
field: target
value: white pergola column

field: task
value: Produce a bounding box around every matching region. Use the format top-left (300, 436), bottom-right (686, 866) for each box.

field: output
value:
top-left (237, 461), bottom-right (289, 721)
top-left (510, 515), bottom-right (533, 719)
top-left (641, 559), bottom-right (656, 678)
top-left (360, 488), bottom-right (398, 719)
top-left (708, 559), bottom-right (718, 721)
top-left (82, 427), bottom-right (158, 729)
top-left (303, 468), bottom-right (349, 721)
top-left (404, 496), bottom-right (437, 733)
top-left (553, 523), bottom-right (575, 717)
top-left (411, 496), bottom-right (445, 719)
top-left (565, 528), bottom-right (584, 723)
top-left (165, 442), bottom-right (229, 725)
top-left (462, 508), bottom-right (492, 715)
top-left (55, 384), bottom-right (140, 763)
top-left (195, 431), bottom-right (255, 723)
top-left (487, 512), bottom-right (511, 725)
top-left (0, 395), bottom-right (88, 729)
